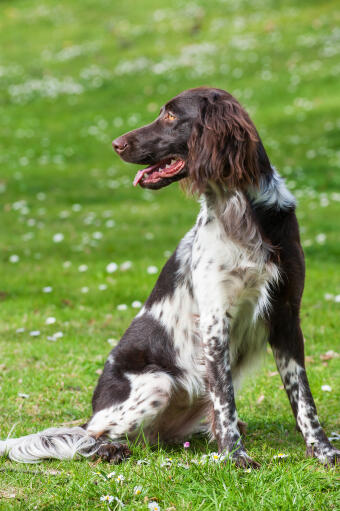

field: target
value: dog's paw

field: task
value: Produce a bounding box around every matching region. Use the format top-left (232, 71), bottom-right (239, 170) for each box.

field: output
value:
top-left (96, 442), bottom-right (132, 464)
top-left (232, 452), bottom-right (260, 469)
top-left (306, 443), bottom-right (340, 467)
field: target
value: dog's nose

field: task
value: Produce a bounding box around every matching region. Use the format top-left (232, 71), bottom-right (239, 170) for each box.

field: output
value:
top-left (113, 136), bottom-right (128, 154)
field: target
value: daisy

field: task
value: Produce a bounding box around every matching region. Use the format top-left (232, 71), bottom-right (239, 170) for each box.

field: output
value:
top-left (106, 471), bottom-right (116, 479)
top-left (136, 459), bottom-right (150, 465)
top-left (116, 474), bottom-right (125, 483)
top-left (53, 233), bottom-right (64, 243)
top-left (9, 254), bottom-right (20, 263)
top-left (100, 495), bottom-right (114, 503)
top-left (45, 317), bottom-right (56, 325)
top-left (120, 261), bottom-right (132, 271)
top-left (131, 300), bottom-right (142, 308)
top-left (106, 262), bottom-right (118, 273)
top-left (133, 485), bottom-right (143, 495)
top-left (148, 502), bottom-right (161, 511)
top-left (147, 265), bottom-right (158, 275)
top-left (273, 453), bottom-right (289, 459)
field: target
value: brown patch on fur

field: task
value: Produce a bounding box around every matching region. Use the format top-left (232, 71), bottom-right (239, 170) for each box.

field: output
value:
top-left (187, 90), bottom-right (263, 193)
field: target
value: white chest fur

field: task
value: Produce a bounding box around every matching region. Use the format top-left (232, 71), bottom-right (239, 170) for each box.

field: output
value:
top-left (190, 192), bottom-right (280, 388)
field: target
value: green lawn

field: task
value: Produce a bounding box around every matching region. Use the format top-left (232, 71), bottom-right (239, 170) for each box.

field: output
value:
top-left (0, 0), bottom-right (339, 509)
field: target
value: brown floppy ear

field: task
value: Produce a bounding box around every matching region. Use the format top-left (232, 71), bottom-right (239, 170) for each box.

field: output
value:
top-left (187, 95), bottom-right (264, 193)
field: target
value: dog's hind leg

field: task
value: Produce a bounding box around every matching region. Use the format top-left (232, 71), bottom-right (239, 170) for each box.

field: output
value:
top-left (87, 370), bottom-right (174, 451)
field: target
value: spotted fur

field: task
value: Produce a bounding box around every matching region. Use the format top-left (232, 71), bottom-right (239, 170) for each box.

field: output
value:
top-left (1, 87), bottom-right (338, 466)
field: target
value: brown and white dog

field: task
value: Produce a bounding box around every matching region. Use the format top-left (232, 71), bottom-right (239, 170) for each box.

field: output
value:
top-left (1, 87), bottom-right (338, 467)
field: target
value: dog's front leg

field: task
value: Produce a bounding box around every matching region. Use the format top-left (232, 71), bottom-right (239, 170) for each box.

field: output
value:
top-left (200, 312), bottom-right (259, 468)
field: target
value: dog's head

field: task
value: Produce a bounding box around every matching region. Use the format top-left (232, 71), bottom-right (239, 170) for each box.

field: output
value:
top-left (113, 87), bottom-right (271, 192)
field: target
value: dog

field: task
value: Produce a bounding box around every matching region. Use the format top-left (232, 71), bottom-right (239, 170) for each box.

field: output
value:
top-left (1, 87), bottom-right (338, 467)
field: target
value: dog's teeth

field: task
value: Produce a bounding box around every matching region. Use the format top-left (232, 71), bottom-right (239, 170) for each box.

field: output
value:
top-left (171, 159), bottom-right (176, 164)
top-left (165, 164), bottom-right (170, 169)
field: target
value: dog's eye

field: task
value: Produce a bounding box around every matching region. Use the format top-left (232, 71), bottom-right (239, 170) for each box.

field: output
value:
top-left (164, 112), bottom-right (176, 121)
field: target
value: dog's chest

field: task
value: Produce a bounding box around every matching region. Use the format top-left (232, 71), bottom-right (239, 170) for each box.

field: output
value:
top-left (191, 213), bottom-right (278, 321)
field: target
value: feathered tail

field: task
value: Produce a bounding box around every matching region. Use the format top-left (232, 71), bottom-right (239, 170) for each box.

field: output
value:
top-left (0, 426), bottom-right (99, 463)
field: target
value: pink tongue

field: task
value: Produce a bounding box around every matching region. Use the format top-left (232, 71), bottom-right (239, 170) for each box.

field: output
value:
top-left (133, 168), bottom-right (150, 187)
top-left (133, 161), bottom-right (163, 187)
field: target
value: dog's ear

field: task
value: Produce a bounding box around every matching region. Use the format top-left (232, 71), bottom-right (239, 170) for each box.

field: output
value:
top-left (187, 94), bottom-right (266, 192)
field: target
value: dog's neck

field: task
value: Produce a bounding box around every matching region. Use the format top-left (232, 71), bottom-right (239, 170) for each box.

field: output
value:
top-left (247, 167), bottom-right (296, 211)
top-left (202, 167), bottom-right (296, 213)
top-left (199, 168), bottom-right (295, 256)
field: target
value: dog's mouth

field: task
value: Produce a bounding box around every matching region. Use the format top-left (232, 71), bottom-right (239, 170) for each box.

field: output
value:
top-left (133, 158), bottom-right (186, 188)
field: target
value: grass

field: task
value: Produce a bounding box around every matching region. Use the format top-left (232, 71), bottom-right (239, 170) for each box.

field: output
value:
top-left (0, 0), bottom-right (339, 509)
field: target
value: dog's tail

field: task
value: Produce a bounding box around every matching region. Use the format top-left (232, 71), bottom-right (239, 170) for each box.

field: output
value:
top-left (0, 426), bottom-right (99, 463)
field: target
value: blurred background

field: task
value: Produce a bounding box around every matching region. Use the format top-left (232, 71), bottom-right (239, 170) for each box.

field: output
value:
top-left (0, 0), bottom-right (339, 456)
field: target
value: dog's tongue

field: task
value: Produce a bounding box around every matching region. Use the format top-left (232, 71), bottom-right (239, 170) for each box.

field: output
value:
top-left (133, 161), bottom-right (161, 187)
top-left (133, 168), bottom-right (150, 187)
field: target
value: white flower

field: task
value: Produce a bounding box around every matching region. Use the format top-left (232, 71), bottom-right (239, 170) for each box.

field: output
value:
top-left (81, 286), bottom-right (89, 293)
top-left (78, 264), bottom-right (88, 272)
top-left (116, 474), bottom-right (125, 483)
top-left (9, 254), bottom-right (20, 263)
top-left (147, 265), bottom-right (158, 274)
top-left (273, 453), bottom-right (289, 459)
top-left (107, 338), bottom-right (117, 346)
top-left (177, 463), bottom-right (190, 469)
top-left (335, 295), bottom-right (340, 303)
top-left (45, 317), bottom-right (56, 325)
top-left (16, 328), bottom-right (25, 333)
top-left (105, 219), bottom-right (115, 228)
top-left (72, 203), bottom-right (82, 211)
top-left (53, 233), bottom-right (64, 243)
top-left (315, 233), bottom-right (326, 244)
top-left (29, 330), bottom-right (40, 337)
top-left (106, 262), bottom-right (118, 273)
top-left (120, 261), bottom-right (132, 271)
top-left (148, 502), bottom-right (161, 511)
top-left (131, 300), bottom-right (142, 308)
top-left (136, 459), bottom-right (150, 465)
top-left (117, 304), bottom-right (127, 311)
top-left (47, 331), bottom-right (63, 342)
top-left (18, 393), bottom-right (29, 398)
top-left (133, 485), bottom-right (143, 495)
top-left (63, 261), bottom-right (72, 268)
top-left (321, 384), bottom-right (332, 392)
top-left (98, 284), bottom-right (107, 291)
top-left (160, 457), bottom-right (173, 467)
top-left (92, 231), bottom-right (103, 240)
top-left (324, 293), bottom-right (334, 300)
top-left (106, 471), bottom-right (116, 479)
top-left (100, 495), bottom-right (114, 503)
top-left (42, 286), bottom-right (53, 293)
